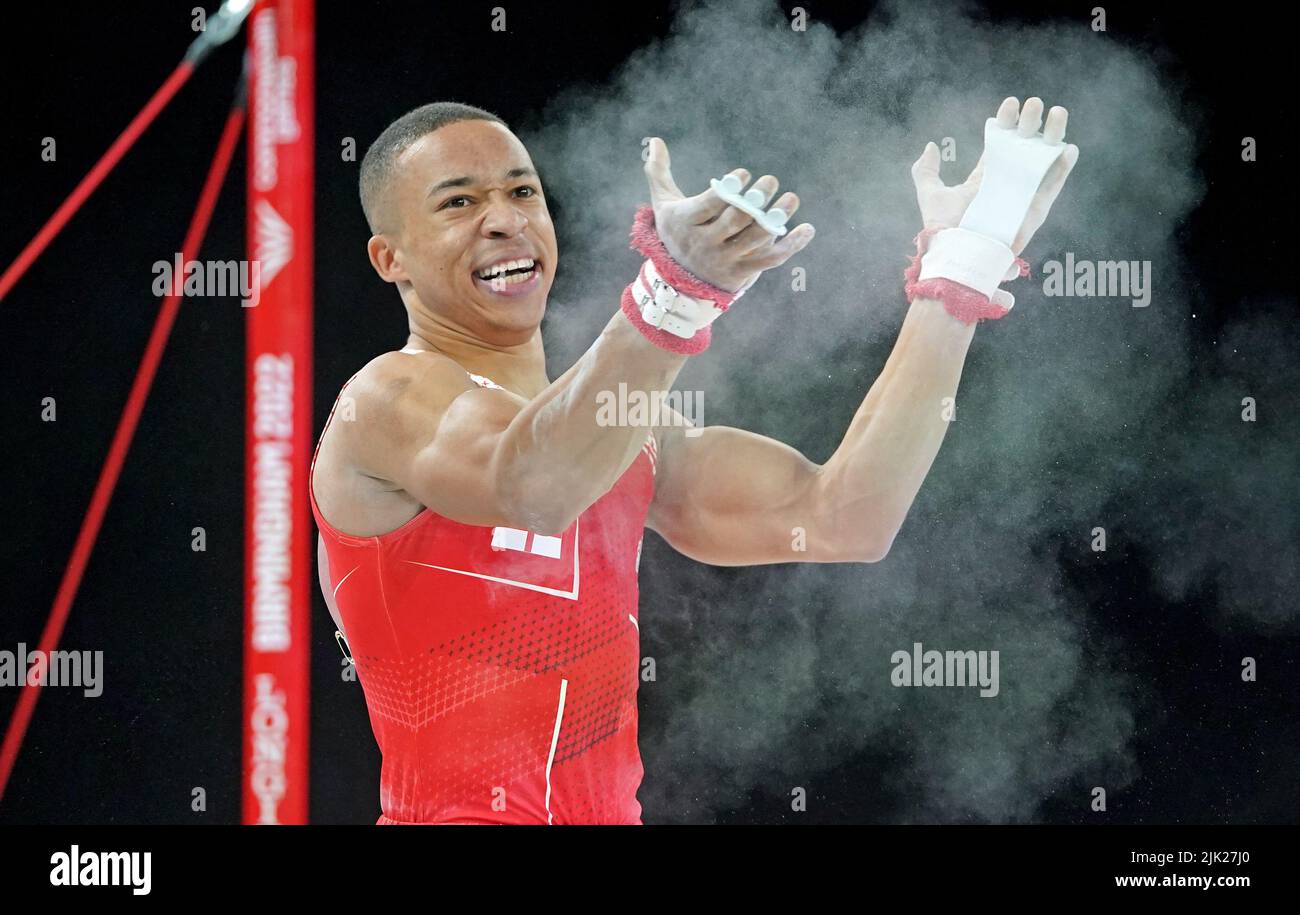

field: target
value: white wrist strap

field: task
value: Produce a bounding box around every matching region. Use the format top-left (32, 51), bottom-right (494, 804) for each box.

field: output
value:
top-left (631, 259), bottom-right (737, 339)
top-left (917, 227), bottom-right (1019, 307)
top-left (916, 118), bottom-right (1062, 312)
top-left (959, 117), bottom-right (1067, 247)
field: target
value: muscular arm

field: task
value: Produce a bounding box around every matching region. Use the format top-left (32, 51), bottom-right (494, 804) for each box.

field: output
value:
top-left (647, 295), bottom-right (971, 565)
top-left (344, 312), bottom-right (686, 536)
top-left (329, 141), bottom-right (813, 537)
top-left (648, 96), bottom-right (1077, 567)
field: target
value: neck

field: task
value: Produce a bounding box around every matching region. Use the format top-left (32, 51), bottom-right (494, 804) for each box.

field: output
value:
top-left (404, 305), bottom-right (549, 398)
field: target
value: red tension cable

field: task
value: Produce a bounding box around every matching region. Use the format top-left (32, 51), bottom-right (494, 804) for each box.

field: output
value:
top-left (0, 100), bottom-right (247, 804)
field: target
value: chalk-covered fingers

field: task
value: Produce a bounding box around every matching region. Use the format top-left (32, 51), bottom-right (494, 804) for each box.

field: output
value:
top-left (729, 190), bottom-right (801, 252)
top-left (912, 140), bottom-right (979, 231)
top-left (740, 218), bottom-right (815, 273)
top-left (707, 173), bottom-right (780, 238)
top-left (1017, 96), bottom-right (1045, 136)
top-left (1043, 105), bottom-right (1068, 144)
top-left (679, 165), bottom-right (753, 225)
top-left (911, 141), bottom-right (944, 196)
top-left (995, 96), bottom-right (1019, 128)
top-left (642, 137), bottom-right (686, 207)
top-left (1012, 140), bottom-right (1079, 254)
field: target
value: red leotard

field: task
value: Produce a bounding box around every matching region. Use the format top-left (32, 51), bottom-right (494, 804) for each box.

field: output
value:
top-left (310, 368), bottom-right (656, 824)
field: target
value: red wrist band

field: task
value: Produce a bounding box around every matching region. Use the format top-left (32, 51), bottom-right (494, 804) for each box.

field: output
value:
top-left (903, 227), bottom-right (1030, 324)
top-left (619, 283), bottom-right (713, 354)
top-left (619, 205), bottom-right (741, 353)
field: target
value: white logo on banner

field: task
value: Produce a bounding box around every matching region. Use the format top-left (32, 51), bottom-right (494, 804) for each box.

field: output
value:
top-left (252, 12), bottom-right (280, 191)
top-left (251, 11), bottom-right (301, 192)
top-left (255, 200), bottom-right (293, 290)
top-left (276, 57), bottom-right (301, 143)
top-left (251, 353), bottom-right (294, 652)
top-left (250, 673), bottom-right (288, 824)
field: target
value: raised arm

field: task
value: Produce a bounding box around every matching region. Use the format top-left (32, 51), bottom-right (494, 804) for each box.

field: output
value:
top-left (328, 141), bottom-right (813, 536)
top-left (647, 97), bottom-right (1079, 566)
top-left (647, 295), bottom-right (974, 565)
top-left (335, 316), bottom-right (685, 535)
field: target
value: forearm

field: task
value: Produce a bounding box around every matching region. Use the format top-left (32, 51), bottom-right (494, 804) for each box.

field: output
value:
top-left (814, 296), bottom-right (975, 557)
top-left (498, 310), bottom-right (686, 532)
top-left (494, 137), bottom-right (814, 534)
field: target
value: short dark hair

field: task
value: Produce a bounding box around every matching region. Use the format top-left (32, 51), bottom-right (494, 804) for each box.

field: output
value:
top-left (359, 101), bottom-right (507, 233)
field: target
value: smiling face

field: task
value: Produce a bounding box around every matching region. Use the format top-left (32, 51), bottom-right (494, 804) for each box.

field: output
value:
top-left (368, 119), bottom-right (558, 344)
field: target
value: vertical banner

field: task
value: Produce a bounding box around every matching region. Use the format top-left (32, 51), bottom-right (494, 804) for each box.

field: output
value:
top-left (243, 0), bottom-right (313, 824)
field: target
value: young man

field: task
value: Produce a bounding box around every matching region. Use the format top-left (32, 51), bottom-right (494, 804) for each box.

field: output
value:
top-left (311, 98), bottom-right (1078, 824)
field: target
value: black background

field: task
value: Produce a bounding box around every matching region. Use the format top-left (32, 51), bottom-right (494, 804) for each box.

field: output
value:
top-left (0, 0), bottom-right (1295, 825)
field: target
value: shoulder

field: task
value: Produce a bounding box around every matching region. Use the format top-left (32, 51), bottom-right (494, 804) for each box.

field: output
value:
top-left (314, 350), bottom-right (481, 529)
top-left (345, 349), bottom-right (475, 410)
top-left (349, 350), bottom-right (498, 433)
top-left (320, 349), bottom-right (482, 468)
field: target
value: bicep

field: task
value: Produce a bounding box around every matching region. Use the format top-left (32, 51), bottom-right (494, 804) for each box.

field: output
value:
top-left (403, 386), bottom-right (530, 526)
top-left (647, 423), bottom-right (829, 566)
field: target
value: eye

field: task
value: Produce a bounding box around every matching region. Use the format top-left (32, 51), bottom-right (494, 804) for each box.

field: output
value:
top-left (441, 196), bottom-right (470, 210)
top-left (514, 186), bottom-right (537, 198)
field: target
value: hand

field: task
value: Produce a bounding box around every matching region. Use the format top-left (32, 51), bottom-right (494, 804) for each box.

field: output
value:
top-left (642, 137), bottom-right (815, 293)
top-left (911, 97), bottom-right (1079, 255)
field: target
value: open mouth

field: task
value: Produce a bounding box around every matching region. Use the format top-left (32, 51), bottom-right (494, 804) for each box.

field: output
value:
top-left (473, 257), bottom-right (542, 295)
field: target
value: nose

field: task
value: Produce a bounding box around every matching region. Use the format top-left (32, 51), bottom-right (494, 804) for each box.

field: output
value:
top-left (481, 190), bottom-right (528, 238)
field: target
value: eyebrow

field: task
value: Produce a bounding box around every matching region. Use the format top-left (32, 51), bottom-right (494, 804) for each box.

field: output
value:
top-left (426, 167), bottom-right (538, 199)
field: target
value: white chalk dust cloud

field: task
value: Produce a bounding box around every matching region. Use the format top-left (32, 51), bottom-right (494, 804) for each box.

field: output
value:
top-left (506, 0), bottom-right (1293, 821)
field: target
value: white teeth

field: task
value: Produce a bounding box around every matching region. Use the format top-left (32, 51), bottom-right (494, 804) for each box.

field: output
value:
top-left (477, 257), bottom-right (536, 279)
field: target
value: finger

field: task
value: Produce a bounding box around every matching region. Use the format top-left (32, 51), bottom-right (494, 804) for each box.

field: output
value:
top-left (681, 166), bottom-right (752, 224)
top-left (961, 151), bottom-right (985, 189)
top-left (1036, 143), bottom-right (1079, 208)
top-left (744, 222), bottom-right (815, 271)
top-left (911, 141), bottom-right (944, 194)
top-left (1013, 143), bottom-right (1079, 253)
top-left (643, 137), bottom-right (686, 205)
top-left (711, 173), bottom-right (780, 238)
top-left (1043, 105), bottom-right (1068, 144)
top-left (1018, 97), bottom-right (1044, 136)
top-left (728, 191), bottom-right (800, 252)
top-left (996, 96), bottom-right (1019, 128)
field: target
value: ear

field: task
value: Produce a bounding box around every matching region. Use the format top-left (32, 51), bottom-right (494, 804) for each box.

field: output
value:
top-left (367, 233), bottom-right (407, 283)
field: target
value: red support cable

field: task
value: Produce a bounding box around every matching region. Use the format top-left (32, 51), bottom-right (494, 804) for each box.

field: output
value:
top-left (0, 61), bottom-right (196, 303)
top-left (0, 102), bottom-right (247, 804)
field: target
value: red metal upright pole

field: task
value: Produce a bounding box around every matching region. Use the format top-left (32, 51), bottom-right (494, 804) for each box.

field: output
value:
top-left (243, 0), bottom-right (314, 825)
